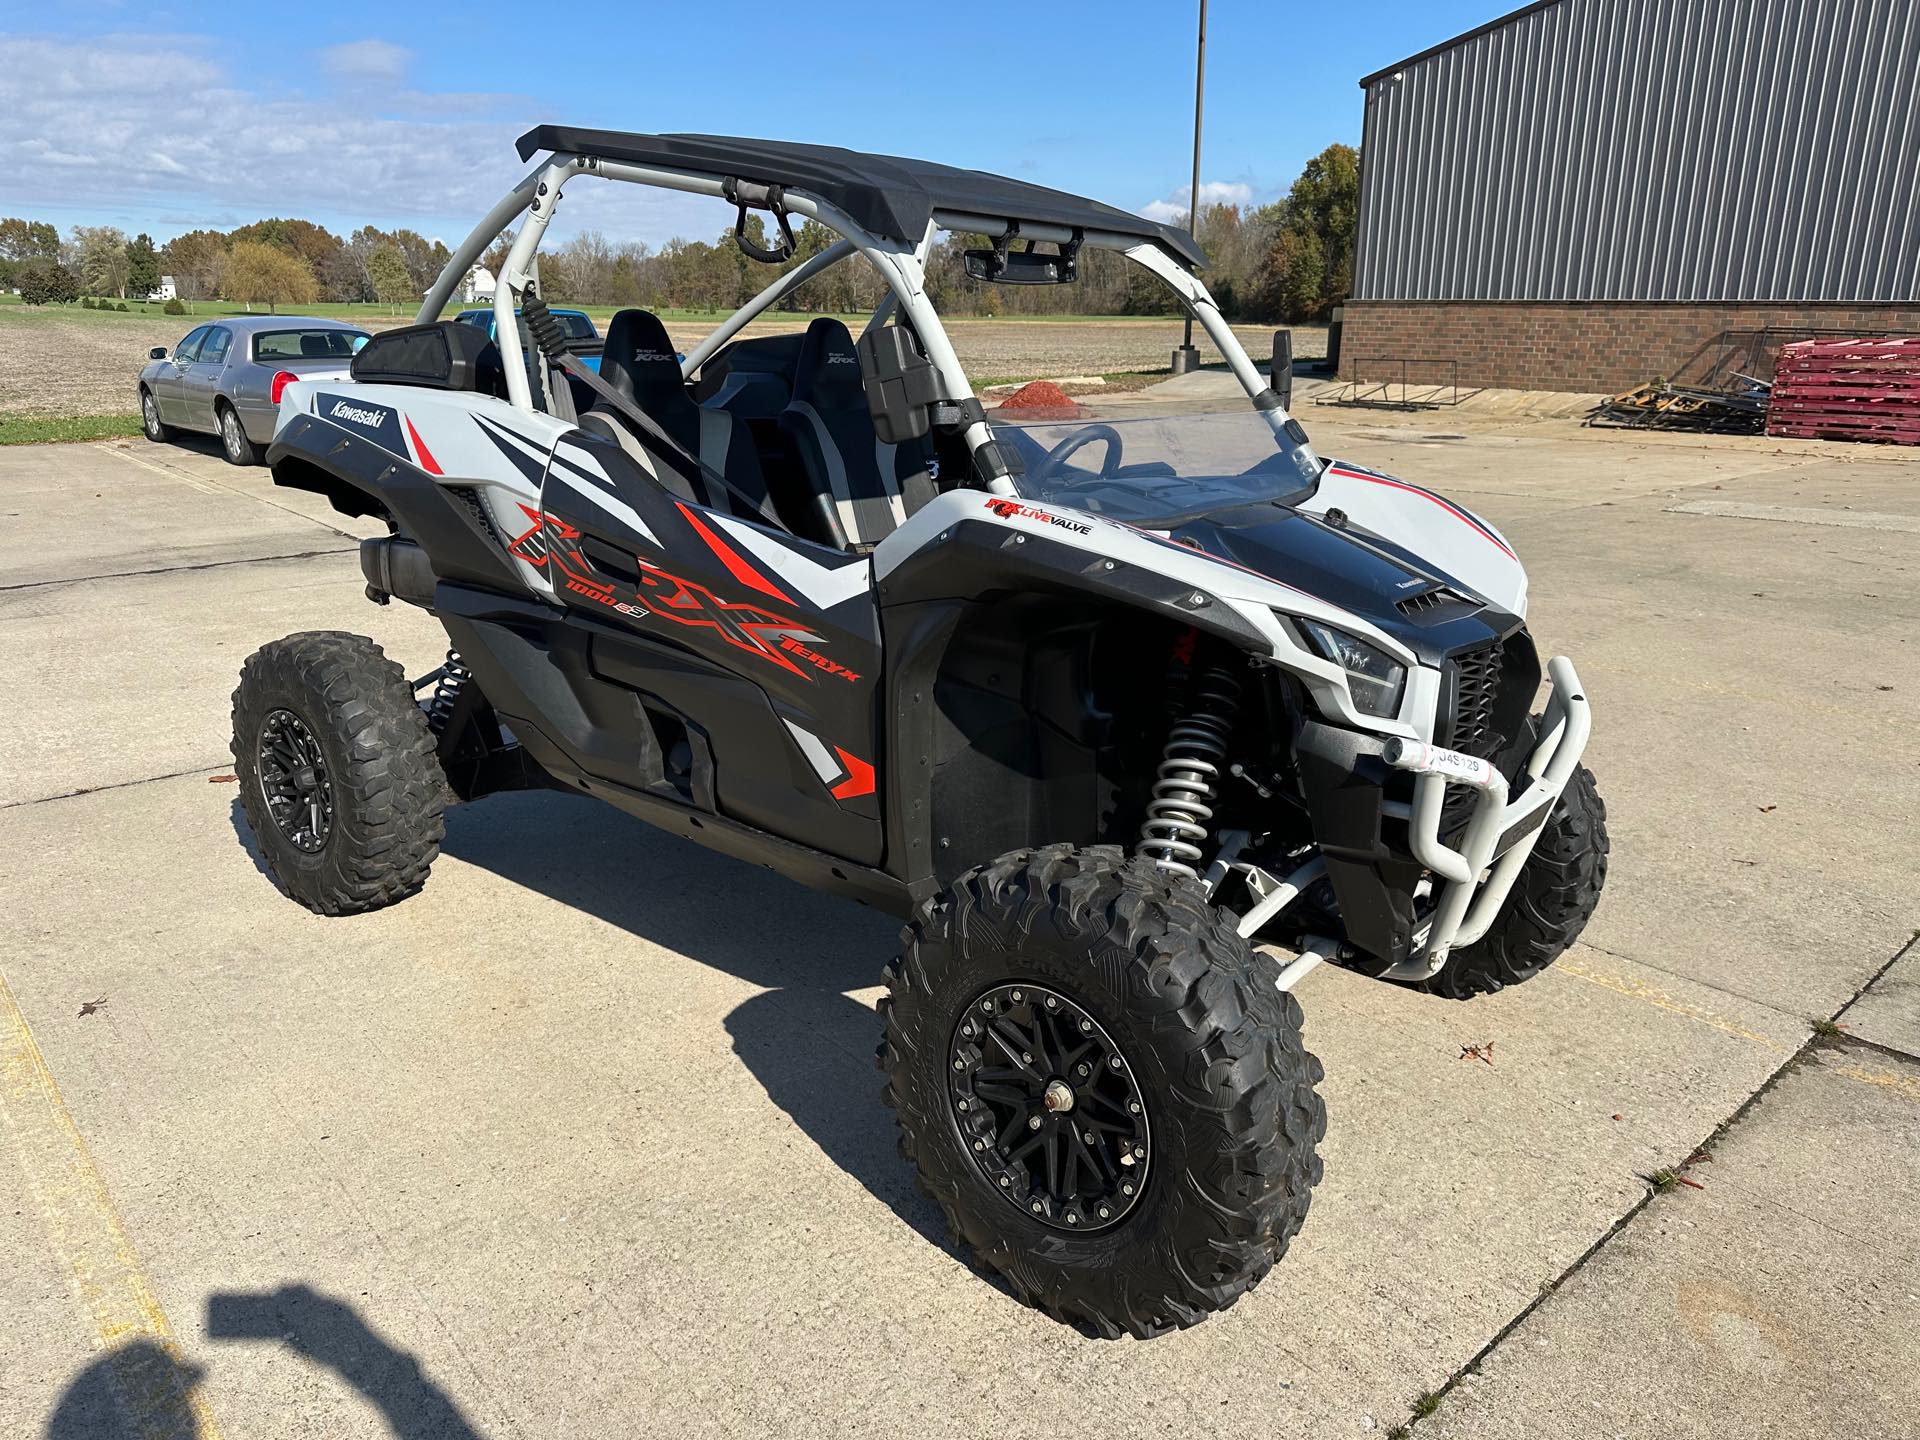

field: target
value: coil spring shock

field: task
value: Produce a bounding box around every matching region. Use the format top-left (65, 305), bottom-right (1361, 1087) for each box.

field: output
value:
top-left (1138, 665), bottom-right (1243, 878)
top-left (425, 650), bottom-right (471, 735)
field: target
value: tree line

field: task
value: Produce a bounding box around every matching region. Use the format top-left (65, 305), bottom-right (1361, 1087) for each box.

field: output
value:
top-left (1, 143), bottom-right (1358, 322)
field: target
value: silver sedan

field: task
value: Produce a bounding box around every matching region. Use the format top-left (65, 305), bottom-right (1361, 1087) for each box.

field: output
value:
top-left (138, 316), bottom-right (370, 465)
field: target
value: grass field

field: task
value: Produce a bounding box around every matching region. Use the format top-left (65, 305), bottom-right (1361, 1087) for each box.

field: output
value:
top-left (0, 298), bottom-right (1324, 441)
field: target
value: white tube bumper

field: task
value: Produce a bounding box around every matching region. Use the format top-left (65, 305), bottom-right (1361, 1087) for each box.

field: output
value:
top-left (1377, 656), bottom-right (1593, 983)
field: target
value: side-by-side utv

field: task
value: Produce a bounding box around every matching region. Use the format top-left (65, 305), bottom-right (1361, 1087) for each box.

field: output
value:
top-left (232, 127), bottom-right (1606, 1338)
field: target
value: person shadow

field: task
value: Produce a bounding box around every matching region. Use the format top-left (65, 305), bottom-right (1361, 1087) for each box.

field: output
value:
top-left (47, 1287), bottom-right (483, 1439)
top-left (46, 1340), bottom-right (208, 1440)
top-left (438, 787), bottom-right (960, 1255)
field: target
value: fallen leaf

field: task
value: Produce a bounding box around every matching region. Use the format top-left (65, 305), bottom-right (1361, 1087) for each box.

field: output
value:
top-left (1611, 1113), bottom-right (1624, 1121)
top-left (1758, 804), bottom-right (1776, 813)
top-left (1677, 1175), bottom-right (1706, 1190)
top-left (1458, 1041), bottom-right (1496, 1066)
top-left (77, 998), bottom-right (107, 1018)
top-left (208, 774), bottom-right (236, 784)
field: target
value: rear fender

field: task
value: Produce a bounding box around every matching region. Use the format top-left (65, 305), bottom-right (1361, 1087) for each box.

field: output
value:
top-left (269, 383), bottom-right (572, 597)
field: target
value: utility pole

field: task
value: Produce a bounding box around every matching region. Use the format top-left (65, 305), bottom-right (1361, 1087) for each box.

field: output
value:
top-left (1171, 0), bottom-right (1207, 376)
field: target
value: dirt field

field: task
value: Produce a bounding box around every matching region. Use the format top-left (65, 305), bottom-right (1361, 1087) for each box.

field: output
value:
top-left (0, 303), bottom-right (1324, 420)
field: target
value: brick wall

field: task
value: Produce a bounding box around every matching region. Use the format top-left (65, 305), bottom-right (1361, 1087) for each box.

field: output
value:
top-left (1337, 300), bottom-right (1920, 394)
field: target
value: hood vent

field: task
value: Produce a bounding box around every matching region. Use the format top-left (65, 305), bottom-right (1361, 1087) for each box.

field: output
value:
top-left (1396, 585), bottom-right (1468, 618)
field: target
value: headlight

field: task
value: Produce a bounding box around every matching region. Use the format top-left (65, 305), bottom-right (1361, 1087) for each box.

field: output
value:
top-left (1298, 619), bottom-right (1407, 718)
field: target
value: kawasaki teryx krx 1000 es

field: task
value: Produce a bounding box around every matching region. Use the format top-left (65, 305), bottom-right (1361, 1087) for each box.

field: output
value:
top-left (233, 128), bottom-right (1606, 1339)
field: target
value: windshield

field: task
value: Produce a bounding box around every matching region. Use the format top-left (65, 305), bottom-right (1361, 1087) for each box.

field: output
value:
top-left (253, 329), bottom-right (369, 361)
top-left (997, 409), bottom-right (1323, 527)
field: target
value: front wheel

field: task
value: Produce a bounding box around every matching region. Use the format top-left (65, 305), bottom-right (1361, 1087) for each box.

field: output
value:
top-left (1420, 759), bottom-right (1609, 1000)
top-left (880, 844), bottom-right (1326, 1338)
top-left (140, 389), bottom-right (173, 442)
top-left (232, 632), bottom-right (447, 915)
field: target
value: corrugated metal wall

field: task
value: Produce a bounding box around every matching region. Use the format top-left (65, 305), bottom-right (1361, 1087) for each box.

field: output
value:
top-left (1352, 0), bottom-right (1920, 302)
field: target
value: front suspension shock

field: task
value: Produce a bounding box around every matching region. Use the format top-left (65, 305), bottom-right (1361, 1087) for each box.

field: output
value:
top-left (1137, 665), bottom-right (1243, 879)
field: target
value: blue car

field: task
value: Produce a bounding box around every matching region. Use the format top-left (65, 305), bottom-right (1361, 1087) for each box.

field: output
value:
top-left (453, 306), bottom-right (603, 372)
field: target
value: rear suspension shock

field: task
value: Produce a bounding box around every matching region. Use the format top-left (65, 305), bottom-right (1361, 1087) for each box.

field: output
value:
top-left (1138, 665), bottom-right (1244, 879)
top-left (425, 650), bottom-right (472, 735)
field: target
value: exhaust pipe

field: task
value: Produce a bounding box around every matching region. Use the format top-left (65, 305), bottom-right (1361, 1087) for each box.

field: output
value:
top-left (360, 536), bottom-right (437, 608)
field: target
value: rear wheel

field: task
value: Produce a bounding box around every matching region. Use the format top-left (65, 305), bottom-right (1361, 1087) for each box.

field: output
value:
top-left (218, 401), bottom-right (263, 465)
top-left (232, 632), bottom-right (447, 915)
top-left (139, 389), bottom-right (172, 442)
top-left (880, 844), bottom-right (1325, 1338)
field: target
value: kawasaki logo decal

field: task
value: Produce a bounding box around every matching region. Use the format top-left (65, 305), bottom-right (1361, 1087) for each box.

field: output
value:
top-left (329, 400), bottom-right (389, 427)
top-left (316, 390), bottom-right (406, 459)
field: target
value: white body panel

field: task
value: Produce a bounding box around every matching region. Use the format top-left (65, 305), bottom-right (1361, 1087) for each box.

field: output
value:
top-left (1301, 461), bottom-right (1528, 617)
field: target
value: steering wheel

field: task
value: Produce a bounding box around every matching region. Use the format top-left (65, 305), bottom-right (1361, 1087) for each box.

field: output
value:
top-left (1031, 423), bottom-right (1123, 482)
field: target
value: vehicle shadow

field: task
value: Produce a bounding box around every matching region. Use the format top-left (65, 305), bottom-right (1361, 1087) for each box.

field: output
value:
top-left (437, 788), bottom-right (962, 1256)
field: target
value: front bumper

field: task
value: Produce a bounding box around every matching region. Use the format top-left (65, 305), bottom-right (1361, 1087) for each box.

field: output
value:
top-left (1377, 656), bottom-right (1592, 982)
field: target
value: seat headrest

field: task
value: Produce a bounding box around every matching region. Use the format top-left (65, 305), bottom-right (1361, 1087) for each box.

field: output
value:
top-left (602, 309), bottom-right (684, 404)
top-left (300, 333), bottom-right (329, 357)
top-left (790, 317), bottom-right (865, 408)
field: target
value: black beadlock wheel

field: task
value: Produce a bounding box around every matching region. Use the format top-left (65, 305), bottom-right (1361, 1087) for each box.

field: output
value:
top-left (232, 632), bottom-right (448, 916)
top-left (1419, 752), bottom-right (1609, 1001)
top-left (880, 844), bottom-right (1326, 1339)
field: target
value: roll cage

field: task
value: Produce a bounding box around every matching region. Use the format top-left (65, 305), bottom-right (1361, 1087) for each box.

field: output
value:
top-left (417, 129), bottom-right (1319, 491)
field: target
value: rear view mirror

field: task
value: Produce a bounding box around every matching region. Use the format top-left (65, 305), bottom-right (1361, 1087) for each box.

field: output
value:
top-left (964, 226), bottom-right (1083, 286)
top-left (1269, 329), bottom-right (1294, 410)
top-left (856, 325), bottom-right (945, 444)
top-left (149, 346), bottom-right (168, 360)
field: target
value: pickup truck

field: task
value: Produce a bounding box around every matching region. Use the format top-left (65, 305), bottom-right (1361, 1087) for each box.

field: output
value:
top-left (452, 307), bottom-right (603, 372)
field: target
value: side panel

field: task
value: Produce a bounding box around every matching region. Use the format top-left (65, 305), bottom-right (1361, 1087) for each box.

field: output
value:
top-left (531, 433), bottom-right (886, 864)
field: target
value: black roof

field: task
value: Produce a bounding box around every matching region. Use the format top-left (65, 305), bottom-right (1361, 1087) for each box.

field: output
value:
top-left (515, 126), bottom-right (1207, 268)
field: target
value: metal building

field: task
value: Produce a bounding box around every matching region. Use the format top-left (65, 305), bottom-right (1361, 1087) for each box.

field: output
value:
top-left (1343, 0), bottom-right (1920, 394)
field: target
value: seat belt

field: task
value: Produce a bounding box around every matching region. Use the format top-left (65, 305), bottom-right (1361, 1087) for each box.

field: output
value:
top-left (522, 295), bottom-right (779, 527)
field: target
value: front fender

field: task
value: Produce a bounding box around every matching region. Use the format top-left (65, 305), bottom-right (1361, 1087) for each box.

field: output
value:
top-left (874, 489), bottom-right (1429, 738)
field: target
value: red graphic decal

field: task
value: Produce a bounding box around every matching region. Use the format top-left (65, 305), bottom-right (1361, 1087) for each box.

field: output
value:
top-left (403, 416), bottom-right (442, 475)
top-left (509, 505), bottom-right (845, 682)
top-left (829, 747), bottom-right (875, 800)
top-left (675, 502), bottom-right (795, 604)
top-left (1326, 467), bottom-right (1515, 559)
top-left (507, 505), bottom-right (597, 588)
top-left (636, 562), bottom-right (811, 678)
top-left (778, 634), bottom-right (860, 683)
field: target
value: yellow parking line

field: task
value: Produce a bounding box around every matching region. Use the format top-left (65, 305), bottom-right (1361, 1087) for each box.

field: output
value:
top-left (93, 441), bottom-right (224, 494)
top-left (0, 967), bottom-right (224, 1440)
top-left (1830, 1060), bottom-right (1920, 1102)
top-left (1557, 954), bottom-right (1782, 1049)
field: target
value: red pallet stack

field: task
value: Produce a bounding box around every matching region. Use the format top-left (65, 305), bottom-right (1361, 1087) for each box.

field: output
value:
top-left (1766, 336), bottom-right (1920, 444)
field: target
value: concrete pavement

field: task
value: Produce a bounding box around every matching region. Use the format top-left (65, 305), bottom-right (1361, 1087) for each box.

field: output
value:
top-left (1, 416), bottom-right (1915, 1439)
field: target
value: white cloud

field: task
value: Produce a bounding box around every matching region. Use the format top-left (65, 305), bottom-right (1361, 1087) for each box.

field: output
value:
top-left (0, 34), bottom-right (719, 248)
top-left (1139, 180), bottom-right (1256, 224)
top-left (320, 39), bottom-right (412, 83)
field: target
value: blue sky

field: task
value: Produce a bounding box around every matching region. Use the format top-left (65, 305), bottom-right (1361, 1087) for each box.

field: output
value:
top-left (1, 0), bottom-right (1501, 248)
